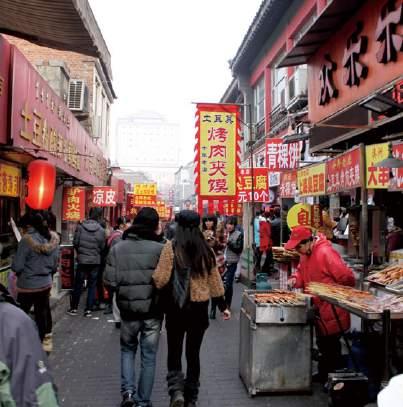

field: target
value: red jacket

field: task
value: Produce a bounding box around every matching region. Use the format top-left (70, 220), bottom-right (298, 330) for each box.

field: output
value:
top-left (259, 220), bottom-right (272, 252)
top-left (293, 234), bottom-right (355, 336)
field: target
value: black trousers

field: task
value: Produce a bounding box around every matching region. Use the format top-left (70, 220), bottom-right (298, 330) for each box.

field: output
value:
top-left (316, 334), bottom-right (344, 383)
top-left (166, 301), bottom-right (209, 402)
top-left (18, 288), bottom-right (52, 341)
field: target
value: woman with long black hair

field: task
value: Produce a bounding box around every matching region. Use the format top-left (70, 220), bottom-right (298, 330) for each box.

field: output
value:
top-left (153, 210), bottom-right (231, 407)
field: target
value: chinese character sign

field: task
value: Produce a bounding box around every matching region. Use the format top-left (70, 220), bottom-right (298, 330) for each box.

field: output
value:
top-left (365, 143), bottom-right (389, 189)
top-left (0, 163), bottom-right (21, 198)
top-left (326, 147), bottom-right (362, 193)
top-left (390, 143), bottom-right (403, 190)
top-left (266, 139), bottom-right (300, 171)
top-left (279, 171), bottom-right (297, 198)
top-left (223, 200), bottom-right (242, 216)
top-left (62, 187), bottom-right (85, 221)
top-left (92, 187), bottom-right (117, 207)
top-left (297, 163), bottom-right (326, 197)
top-left (134, 183), bottom-right (157, 196)
top-left (133, 195), bottom-right (157, 206)
top-left (237, 168), bottom-right (269, 203)
top-left (287, 203), bottom-right (322, 230)
top-left (126, 194), bottom-right (138, 218)
top-left (195, 104), bottom-right (240, 198)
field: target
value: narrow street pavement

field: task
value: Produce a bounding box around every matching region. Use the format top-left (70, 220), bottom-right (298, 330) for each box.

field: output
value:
top-left (50, 283), bottom-right (327, 407)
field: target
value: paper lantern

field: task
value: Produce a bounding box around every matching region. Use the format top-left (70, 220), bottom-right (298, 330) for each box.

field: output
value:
top-left (25, 160), bottom-right (56, 210)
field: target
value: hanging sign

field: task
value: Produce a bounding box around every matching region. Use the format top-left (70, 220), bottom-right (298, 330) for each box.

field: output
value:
top-left (195, 103), bottom-right (240, 198)
top-left (326, 147), bottom-right (362, 193)
top-left (237, 168), bottom-right (269, 203)
top-left (279, 171), bottom-right (297, 198)
top-left (0, 163), bottom-right (21, 197)
top-left (133, 195), bottom-right (157, 206)
top-left (133, 183), bottom-right (157, 196)
top-left (62, 187), bottom-right (86, 221)
top-left (389, 143), bottom-right (403, 191)
top-left (126, 193), bottom-right (138, 218)
top-left (59, 245), bottom-right (75, 290)
top-left (365, 143), bottom-right (389, 189)
top-left (297, 163), bottom-right (326, 197)
top-left (287, 203), bottom-right (323, 230)
top-left (268, 171), bottom-right (281, 187)
top-left (266, 138), bottom-right (300, 171)
top-left (92, 186), bottom-right (117, 207)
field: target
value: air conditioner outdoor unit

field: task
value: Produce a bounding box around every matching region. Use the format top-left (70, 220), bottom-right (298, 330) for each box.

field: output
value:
top-left (68, 80), bottom-right (89, 112)
top-left (287, 67), bottom-right (308, 110)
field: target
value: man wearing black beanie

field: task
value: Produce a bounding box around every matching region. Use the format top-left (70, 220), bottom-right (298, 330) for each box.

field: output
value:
top-left (104, 207), bottom-right (164, 407)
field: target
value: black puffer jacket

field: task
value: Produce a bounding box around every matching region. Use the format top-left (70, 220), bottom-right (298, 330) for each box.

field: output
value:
top-left (73, 220), bottom-right (105, 265)
top-left (104, 233), bottom-right (164, 320)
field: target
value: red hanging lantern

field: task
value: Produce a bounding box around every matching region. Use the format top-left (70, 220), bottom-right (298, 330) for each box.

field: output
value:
top-left (25, 160), bottom-right (56, 210)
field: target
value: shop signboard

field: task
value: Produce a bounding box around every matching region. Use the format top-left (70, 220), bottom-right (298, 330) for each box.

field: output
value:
top-left (92, 186), bottom-right (117, 207)
top-left (62, 187), bottom-right (86, 221)
top-left (268, 171), bottom-right (281, 187)
top-left (297, 163), bottom-right (326, 197)
top-left (326, 147), bottom-right (362, 193)
top-left (287, 203), bottom-right (323, 230)
top-left (59, 245), bottom-right (74, 290)
top-left (195, 103), bottom-right (240, 198)
top-left (223, 199), bottom-right (242, 216)
top-left (266, 138), bottom-right (300, 171)
top-left (279, 171), bottom-right (297, 198)
top-left (0, 36), bottom-right (11, 144)
top-left (111, 177), bottom-right (125, 204)
top-left (133, 183), bottom-right (157, 196)
top-left (133, 195), bottom-right (157, 206)
top-left (0, 163), bottom-right (21, 197)
top-left (10, 47), bottom-right (108, 186)
top-left (237, 168), bottom-right (269, 203)
top-left (365, 143), bottom-right (390, 189)
top-left (126, 193), bottom-right (138, 218)
top-left (390, 143), bottom-right (403, 191)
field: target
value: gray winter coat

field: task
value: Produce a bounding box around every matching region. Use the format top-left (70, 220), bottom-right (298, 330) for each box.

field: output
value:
top-left (12, 228), bottom-right (60, 290)
top-left (104, 233), bottom-right (164, 321)
top-left (0, 294), bottom-right (58, 405)
top-left (73, 220), bottom-right (105, 265)
top-left (225, 230), bottom-right (243, 264)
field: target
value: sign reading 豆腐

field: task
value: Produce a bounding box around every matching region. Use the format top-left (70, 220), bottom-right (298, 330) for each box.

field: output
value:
top-left (62, 187), bottom-right (86, 221)
top-left (326, 147), bottom-right (362, 193)
top-left (266, 139), bottom-right (300, 171)
top-left (92, 187), bottom-right (117, 207)
top-left (133, 183), bottom-right (157, 196)
top-left (196, 104), bottom-right (239, 198)
top-left (297, 163), bottom-right (326, 197)
top-left (237, 168), bottom-right (269, 203)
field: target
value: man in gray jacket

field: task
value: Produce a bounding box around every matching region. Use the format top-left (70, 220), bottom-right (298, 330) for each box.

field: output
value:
top-left (104, 207), bottom-right (164, 407)
top-left (0, 284), bottom-right (58, 406)
top-left (68, 207), bottom-right (105, 318)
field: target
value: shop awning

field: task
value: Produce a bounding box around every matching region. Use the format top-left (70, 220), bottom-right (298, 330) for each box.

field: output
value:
top-left (0, 0), bottom-right (112, 81)
top-left (278, 0), bottom-right (365, 68)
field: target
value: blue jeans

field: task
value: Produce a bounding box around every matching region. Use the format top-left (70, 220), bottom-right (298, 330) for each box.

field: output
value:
top-left (71, 264), bottom-right (99, 311)
top-left (224, 262), bottom-right (238, 308)
top-left (120, 318), bottom-right (161, 406)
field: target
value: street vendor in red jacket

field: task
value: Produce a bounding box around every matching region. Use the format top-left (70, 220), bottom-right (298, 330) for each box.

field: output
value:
top-left (286, 226), bottom-right (355, 385)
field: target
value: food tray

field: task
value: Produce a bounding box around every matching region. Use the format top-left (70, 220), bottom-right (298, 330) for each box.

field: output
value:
top-left (366, 264), bottom-right (403, 287)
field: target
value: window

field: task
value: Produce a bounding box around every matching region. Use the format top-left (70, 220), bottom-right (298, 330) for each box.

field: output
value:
top-left (271, 67), bottom-right (287, 109)
top-left (253, 76), bottom-right (265, 123)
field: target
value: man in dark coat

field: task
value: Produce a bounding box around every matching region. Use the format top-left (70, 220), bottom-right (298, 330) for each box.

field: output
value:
top-left (104, 208), bottom-right (164, 407)
top-left (68, 207), bottom-right (105, 318)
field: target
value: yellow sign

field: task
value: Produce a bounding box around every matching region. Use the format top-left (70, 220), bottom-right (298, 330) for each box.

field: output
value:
top-left (287, 204), bottom-right (312, 229)
top-left (0, 163), bottom-right (21, 197)
top-left (297, 163), bottom-right (326, 197)
top-left (365, 143), bottom-right (389, 189)
top-left (198, 107), bottom-right (238, 197)
top-left (133, 183), bottom-right (157, 196)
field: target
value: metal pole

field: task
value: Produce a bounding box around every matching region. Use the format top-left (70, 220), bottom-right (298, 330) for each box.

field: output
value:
top-left (248, 104), bottom-right (256, 288)
top-left (360, 144), bottom-right (369, 285)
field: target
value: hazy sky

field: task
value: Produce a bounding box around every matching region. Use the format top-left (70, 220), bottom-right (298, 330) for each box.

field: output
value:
top-left (89, 0), bottom-right (262, 166)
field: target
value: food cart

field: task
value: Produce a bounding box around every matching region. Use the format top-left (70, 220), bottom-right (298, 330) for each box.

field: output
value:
top-left (239, 290), bottom-right (312, 395)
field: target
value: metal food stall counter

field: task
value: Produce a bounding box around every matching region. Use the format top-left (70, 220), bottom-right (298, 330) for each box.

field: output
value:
top-left (239, 290), bottom-right (312, 396)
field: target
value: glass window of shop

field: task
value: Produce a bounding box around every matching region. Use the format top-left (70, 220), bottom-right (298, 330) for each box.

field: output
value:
top-left (253, 76), bottom-right (265, 124)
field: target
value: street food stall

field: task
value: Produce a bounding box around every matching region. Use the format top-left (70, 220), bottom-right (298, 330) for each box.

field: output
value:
top-left (239, 289), bottom-right (313, 395)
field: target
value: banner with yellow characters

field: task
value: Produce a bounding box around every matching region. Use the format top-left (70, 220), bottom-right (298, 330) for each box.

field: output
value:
top-left (195, 103), bottom-right (240, 198)
top-left (297, 163), bottom-right (326, 197)
top-left (133, 183), bottom-right (157, 196)
top-left (365, 143), bottom-right (390, 189)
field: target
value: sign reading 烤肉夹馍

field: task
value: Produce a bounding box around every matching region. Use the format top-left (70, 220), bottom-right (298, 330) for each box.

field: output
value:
top-left (10, 47), bottom-right (108, 186)
top-left (195, 104), bottom-right (240, 198)
top-left (62, 187), bottom-right (86, 221)
top-left (237, 168), bottom-right (269, 203)
top-left (92, 187), bottom-right (117, 207)
top-left (297, 163), bottom-right (326, 197)
top-left (133, 183), bottom-right (157, 196)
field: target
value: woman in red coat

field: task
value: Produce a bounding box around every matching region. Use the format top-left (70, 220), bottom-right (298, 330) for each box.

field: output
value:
top-left (259, 211), bottom-right (273, 274)
top-left (286, 226), bottom-right (355, 384)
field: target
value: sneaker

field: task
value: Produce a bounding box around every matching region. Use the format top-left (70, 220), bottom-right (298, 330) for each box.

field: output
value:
top-left (42, 333), bottom-right (53, 353)
top-left (67, 309), bottom-right (78, 316)
top-left (84, 310), bottom-right (92, 318)
top-left (120, 391), bottom-right (135, 407)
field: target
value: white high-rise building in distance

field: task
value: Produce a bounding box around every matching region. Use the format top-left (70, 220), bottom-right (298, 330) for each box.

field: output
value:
top-left (115, 112), bottom-right (181, 197)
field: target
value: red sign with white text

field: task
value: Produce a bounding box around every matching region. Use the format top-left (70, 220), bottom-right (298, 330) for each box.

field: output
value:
top-left (326, 147), bottom-right (362, 193)
top-left (237, 168), bottom-right (269, 203)
top-left (266, 138), bottom-right (300, 171)
top-left (62, 187), bottom-right (86, 221)
top-left (0, 36), bottom-right (10, 144)
top-left (279, 171), bottom-right (297, 198)
top-left (92, 187), bottom-right (117, 207)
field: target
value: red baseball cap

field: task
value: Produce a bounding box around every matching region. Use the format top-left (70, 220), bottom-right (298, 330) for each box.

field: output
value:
top-left (284, 226), bottom-right (313, 250)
